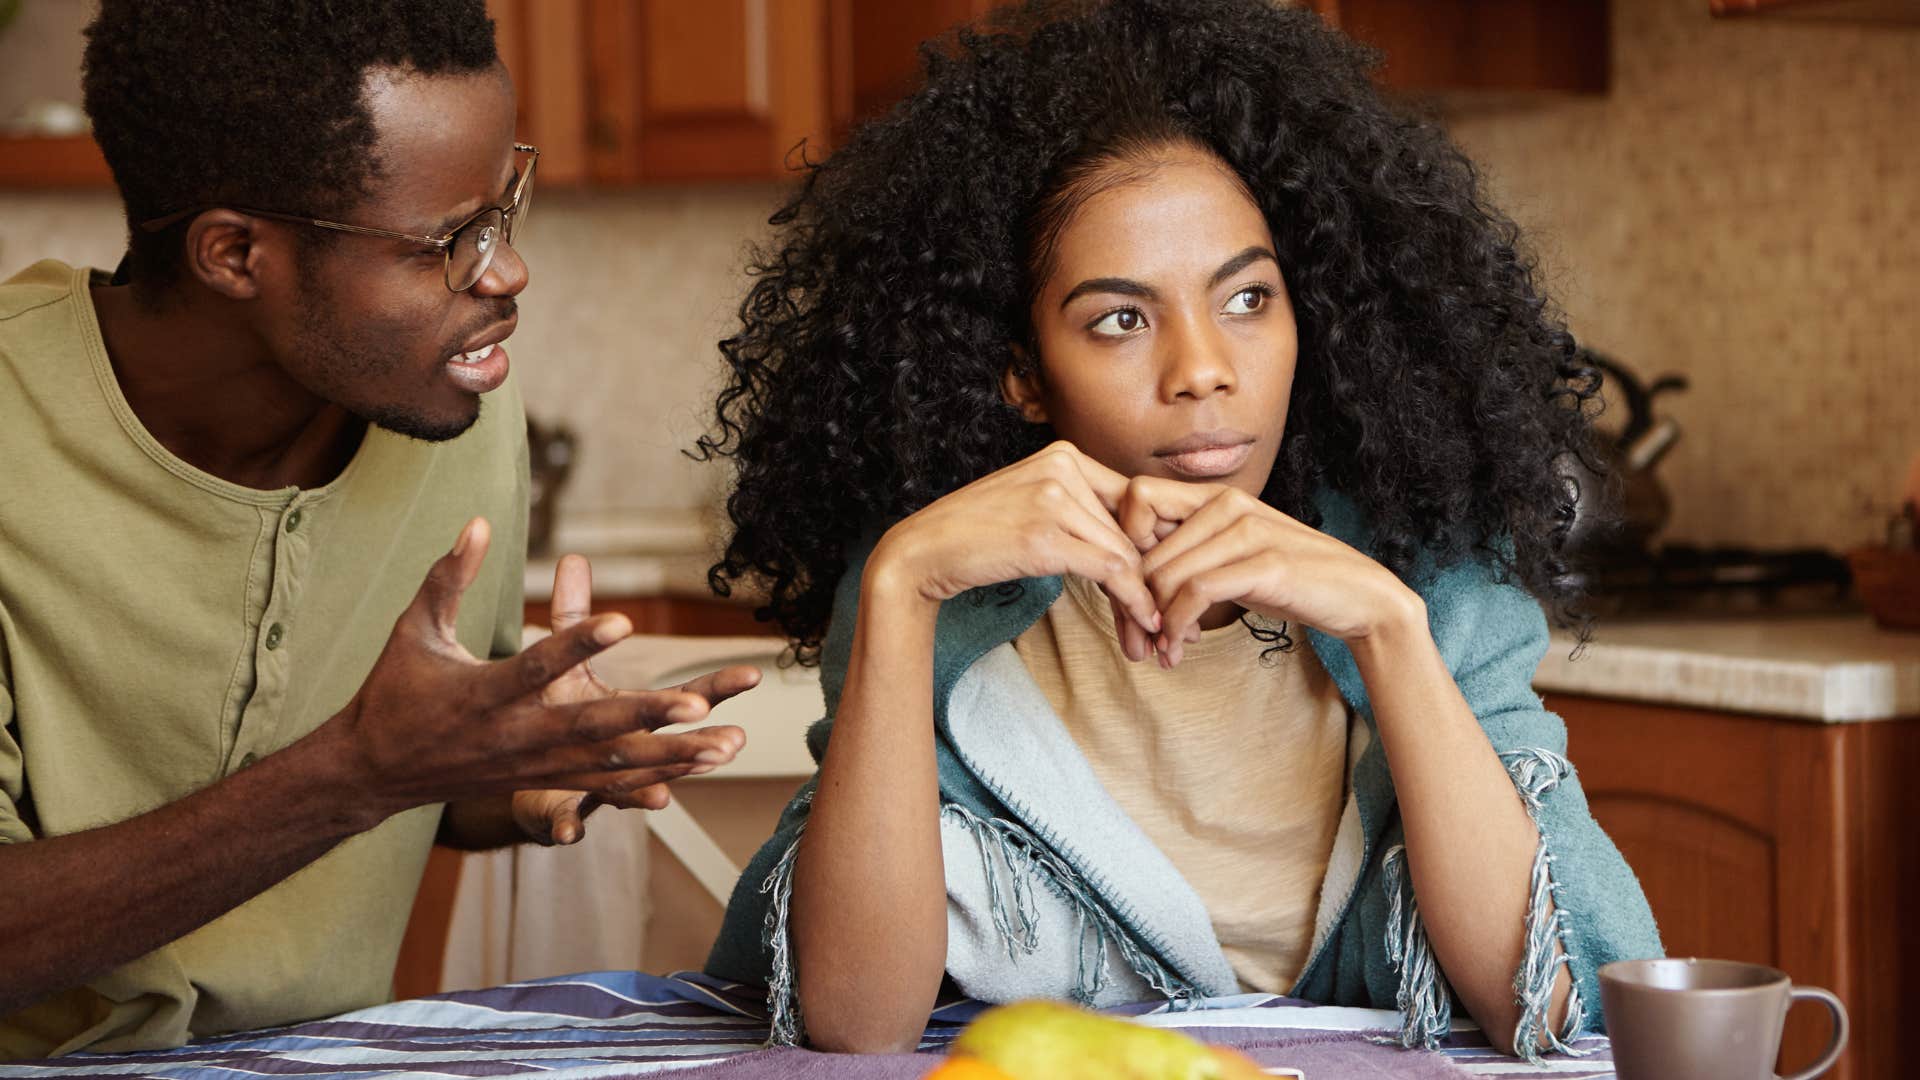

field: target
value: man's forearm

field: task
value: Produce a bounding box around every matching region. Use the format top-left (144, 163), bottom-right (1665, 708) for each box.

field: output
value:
top-left (0, 716), bottom-right (387, 1016)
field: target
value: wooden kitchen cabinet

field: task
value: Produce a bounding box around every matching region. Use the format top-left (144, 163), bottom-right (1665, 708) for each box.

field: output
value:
top-left (1552, 694), bottom-right (1920, 1080)
top-left (485, 0), bottom-right (1003, 185)
top-left (1709, 0), bottom-right (1920, 22)
top-left (523, 594), bottom-right (768, 638)
top-left (0, 134), bottom-right (110, 188)
top-left (1, 0), bottom-right (1614, 193)
top-left (1307, 0), bottom-right (1610, 95)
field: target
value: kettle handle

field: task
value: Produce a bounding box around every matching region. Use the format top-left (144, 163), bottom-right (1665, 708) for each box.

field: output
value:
top-left (1578, 349), bottom-right (1687, 446)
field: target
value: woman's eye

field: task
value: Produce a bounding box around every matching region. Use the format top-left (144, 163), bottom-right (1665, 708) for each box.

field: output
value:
top-left (1089, 308), bottom-right (1146, 336)
top-left (1223, 287), bottom-right (1269, 315)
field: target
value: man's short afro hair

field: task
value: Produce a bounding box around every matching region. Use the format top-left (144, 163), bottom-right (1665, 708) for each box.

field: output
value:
top-left (82, 0), bottom-right (499, 291)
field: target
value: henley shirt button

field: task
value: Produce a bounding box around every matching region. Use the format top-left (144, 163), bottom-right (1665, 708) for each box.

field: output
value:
top-left (265, 622), bottom-right (284, 650)
top-left (286, 508), bottom-right (303, 532)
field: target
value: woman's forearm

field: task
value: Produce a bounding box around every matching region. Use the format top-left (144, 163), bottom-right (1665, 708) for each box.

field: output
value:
top-left (789, 560), bottom-right (949, 1052)
top-left (1348, 598), bottom-right (1571, 1055)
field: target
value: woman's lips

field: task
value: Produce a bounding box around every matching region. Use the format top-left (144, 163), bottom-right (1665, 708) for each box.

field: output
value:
top-left (1154, 432), bottom-right (1256, 479)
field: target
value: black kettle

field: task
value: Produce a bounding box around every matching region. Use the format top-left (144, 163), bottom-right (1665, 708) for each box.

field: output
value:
top-left (1561, 350), bottom-right (1688, 560)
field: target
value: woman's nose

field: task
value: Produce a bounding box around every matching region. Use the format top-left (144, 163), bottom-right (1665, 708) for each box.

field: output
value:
top-left (1158, 322), bottom-right (1237, 402)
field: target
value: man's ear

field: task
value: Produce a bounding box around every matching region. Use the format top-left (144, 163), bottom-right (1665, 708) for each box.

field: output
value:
top-left (1001, 344), bottom-right (1049, 424)
top-left (182, 210), bottom-right (270, 301)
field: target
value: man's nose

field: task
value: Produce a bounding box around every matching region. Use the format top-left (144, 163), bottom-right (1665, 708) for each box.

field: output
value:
top-left (473, 238), bottom-right (529, 298)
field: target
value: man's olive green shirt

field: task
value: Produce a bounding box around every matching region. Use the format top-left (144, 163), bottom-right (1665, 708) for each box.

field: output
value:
top-left (0, 261), bottom-right (528, 1058)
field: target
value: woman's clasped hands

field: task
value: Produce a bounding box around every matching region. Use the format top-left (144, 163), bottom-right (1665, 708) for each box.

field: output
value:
top-left (866, 442), bottom-right (1422, 668)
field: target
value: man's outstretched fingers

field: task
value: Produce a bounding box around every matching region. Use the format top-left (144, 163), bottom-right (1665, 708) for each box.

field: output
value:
top-left (549, 554), bottom-right (594, 630)
top-left (602, 784), bottom-right (673, 811)
top-left (671, 664), bottom-right (763, 708)
top-left (411, 518), bottom-right (492, 636)
top-left (487, 613), bottom-right (631, 703)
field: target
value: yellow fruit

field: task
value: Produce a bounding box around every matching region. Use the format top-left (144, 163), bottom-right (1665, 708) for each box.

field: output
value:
top-left (947, 1000), bottom-right (1270, 1080)
top-left (922, 1059), bottom-right (1020, 1080)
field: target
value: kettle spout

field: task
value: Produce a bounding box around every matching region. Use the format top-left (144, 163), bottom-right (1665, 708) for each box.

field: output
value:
top-left (1623, 416), bottom-right (1680, 473)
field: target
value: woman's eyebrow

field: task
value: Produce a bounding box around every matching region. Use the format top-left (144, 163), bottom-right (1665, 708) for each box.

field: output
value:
top-left (1058, 246), bottom-right (1279, 310)
top-left (1208, 245), bottom-right (1280, 288)
top-left (1059, 277), bottom-right (1156, 310)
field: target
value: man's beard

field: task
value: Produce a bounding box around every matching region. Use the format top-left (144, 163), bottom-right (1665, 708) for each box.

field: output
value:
top-left (367, 398), bottom-right (485, 443)
top-left (294, 258), bottom-right (496, 444)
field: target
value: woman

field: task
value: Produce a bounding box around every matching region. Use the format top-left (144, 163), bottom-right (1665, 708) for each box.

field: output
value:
top-left (695, 0), bottom-right (1659, 1060)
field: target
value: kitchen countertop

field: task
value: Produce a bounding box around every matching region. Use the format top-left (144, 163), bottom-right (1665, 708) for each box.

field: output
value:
top-left (523, 551), bottom-right (718, 601)
top-left (521, 508), bottom-right (728, 602)
top-left (1535, 614), bottom-right (1920, 723)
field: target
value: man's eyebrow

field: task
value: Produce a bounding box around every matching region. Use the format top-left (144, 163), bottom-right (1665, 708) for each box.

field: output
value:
top-left (1208, 245), bottom-right (1280, 289)
top-left (429, 165), bottom-right (521, 236)
top-left (1059, 277), bottom-right (1157, 310)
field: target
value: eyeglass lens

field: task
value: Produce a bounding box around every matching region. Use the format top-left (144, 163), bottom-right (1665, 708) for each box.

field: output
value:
top-left (447, 209), bottom-right (505, 291)
top-left (446, 152), bottom-right (535, 291)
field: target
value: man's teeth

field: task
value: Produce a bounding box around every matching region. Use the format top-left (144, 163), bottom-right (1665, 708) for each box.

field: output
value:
top-left (452, 343), bottom-right (496, 364)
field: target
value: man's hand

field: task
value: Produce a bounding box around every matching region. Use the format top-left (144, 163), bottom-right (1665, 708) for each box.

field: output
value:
top-left (513, 554), bottom-right (761, 845)
top-left (337, 518), bottom-right (750, 824)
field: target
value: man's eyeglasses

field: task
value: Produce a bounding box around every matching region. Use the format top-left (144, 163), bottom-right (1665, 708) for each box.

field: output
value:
top-left (137, 143), bottom-right (539, 293)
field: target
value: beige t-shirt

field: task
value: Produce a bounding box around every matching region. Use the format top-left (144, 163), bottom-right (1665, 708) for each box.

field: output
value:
top-left (0, 261), bottom-right (528, 1058)
top-left (1012, 574), bottom-right (1349, 994)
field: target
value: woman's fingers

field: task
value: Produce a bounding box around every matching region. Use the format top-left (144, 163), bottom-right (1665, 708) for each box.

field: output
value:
top-left (1049, 500), bottom-right (1159, 634)
top-left (1139, 488), bottom-right (1256, 577)
top-left (1107, 593), bottom-right (1154, 662)
top-left (1115, 474), bottom-right (1217, 552)
top-left (1038, 532), bottom-right (1158, 633)
top-left (1157, 553), bottom-right (1280, 666)
top-left (1058, 444), bottom-right (1133, 513)
top-left (1146, 521), bottom-right (1271, 658)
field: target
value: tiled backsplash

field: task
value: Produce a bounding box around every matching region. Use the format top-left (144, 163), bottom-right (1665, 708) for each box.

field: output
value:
top-left (1443, 0), bottom-right (1917, 550)
top-left (3, 0), bottom-right (1911, 555)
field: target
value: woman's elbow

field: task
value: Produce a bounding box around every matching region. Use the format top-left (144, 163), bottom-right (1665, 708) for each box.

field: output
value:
top-left (800, 1002), bottom-right (927, 1054)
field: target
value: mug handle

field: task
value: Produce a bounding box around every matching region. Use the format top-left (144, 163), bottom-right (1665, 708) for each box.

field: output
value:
top-left (1777, 986), bottom-right (1849, 1080)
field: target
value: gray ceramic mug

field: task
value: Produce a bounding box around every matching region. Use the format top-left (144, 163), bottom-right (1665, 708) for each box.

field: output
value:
top-left (1599, 958), bottom-right (1848, 1080)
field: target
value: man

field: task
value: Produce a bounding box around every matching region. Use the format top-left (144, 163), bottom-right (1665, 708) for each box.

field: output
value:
top-left (0, 0), bottom-right (755, 1058)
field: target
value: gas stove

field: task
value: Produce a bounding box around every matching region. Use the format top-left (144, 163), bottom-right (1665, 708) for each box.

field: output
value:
top-left (1580, 544), bottom-right (1858, 618)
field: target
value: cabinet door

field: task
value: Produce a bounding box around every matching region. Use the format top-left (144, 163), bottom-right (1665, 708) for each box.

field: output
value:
top-left (587, 0), bottom-right (830, 182)
top-left (839, 0), bottom-right (997, 133)
top-left (1553, 696), bottom-right (1866, 1080)
top-left (488, 0), bottom-right (831, 184)
top-left (1304, 0), bottom-right (1608, 94)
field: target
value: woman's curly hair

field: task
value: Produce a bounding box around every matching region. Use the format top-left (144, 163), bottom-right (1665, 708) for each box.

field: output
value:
top-left (695, 0), bottom-right (1600, 663)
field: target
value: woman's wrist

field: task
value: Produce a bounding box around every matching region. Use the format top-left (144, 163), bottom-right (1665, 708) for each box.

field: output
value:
top-left (863, 534), bottom-right (943, 622)
top-left (1340, 580), bottom-right (1430, 660)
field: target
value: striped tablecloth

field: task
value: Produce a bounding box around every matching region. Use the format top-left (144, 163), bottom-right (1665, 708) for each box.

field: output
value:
top-left (0, 971), bottom-right (1614, 1079)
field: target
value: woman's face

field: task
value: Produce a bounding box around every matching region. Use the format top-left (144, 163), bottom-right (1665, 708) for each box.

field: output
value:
top-left (1009, 144), bottom-right (1296, 497)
